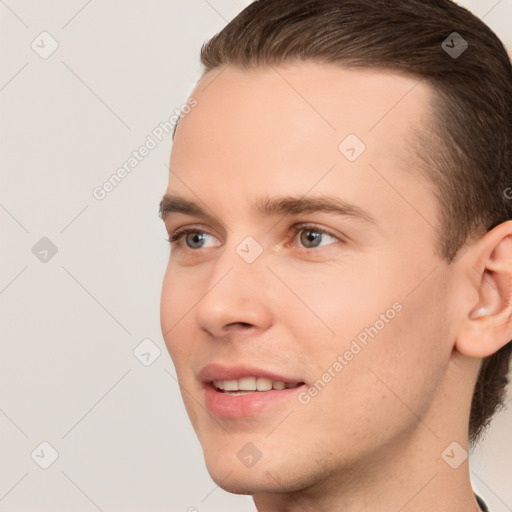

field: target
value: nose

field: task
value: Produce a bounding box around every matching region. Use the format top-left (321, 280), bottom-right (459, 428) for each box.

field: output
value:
top-left (194, 248), bottom-right (274, 340)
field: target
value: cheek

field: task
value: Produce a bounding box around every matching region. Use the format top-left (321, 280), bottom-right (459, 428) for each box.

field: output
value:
top-left (331, 278), bottom-right (450, 422)
top-left (296, 307), bottom-right (445, 456)
top-left (160, 268), bottom-right (174, 339)
top-left (292, 260), bottom-right (451, 412)
top-left (276, 260), bottom-right (395, 348)
top-left (160, 270), bottom-right (201, 427)
top-left (160, 266), bottom-right (194, 361)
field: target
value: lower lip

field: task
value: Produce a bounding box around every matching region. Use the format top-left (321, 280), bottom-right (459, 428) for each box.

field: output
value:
top-left (204, 383), bottom-right (305, 418)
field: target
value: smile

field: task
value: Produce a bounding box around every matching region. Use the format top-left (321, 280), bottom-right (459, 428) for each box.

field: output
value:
top-left (213, 376), bottom-right (304, 394)
top-left (204, 382), bottom-right (306, 418)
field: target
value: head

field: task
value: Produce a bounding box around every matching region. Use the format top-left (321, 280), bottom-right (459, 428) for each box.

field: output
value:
top-left (160, 0), bottom-right (512, 498)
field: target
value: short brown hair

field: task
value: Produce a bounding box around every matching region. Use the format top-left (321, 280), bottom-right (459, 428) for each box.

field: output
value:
top-left (197, 0), bottom-right (512, 445)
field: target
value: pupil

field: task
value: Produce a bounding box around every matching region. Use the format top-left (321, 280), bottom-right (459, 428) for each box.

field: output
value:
top-left (187, 232), bottom-right (205, 248)
top-left (301, 230), bottom-right (321, 248)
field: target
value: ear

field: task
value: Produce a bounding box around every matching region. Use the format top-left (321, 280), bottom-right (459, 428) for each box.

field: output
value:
top-left (455, 220), bottom-right (512, 358)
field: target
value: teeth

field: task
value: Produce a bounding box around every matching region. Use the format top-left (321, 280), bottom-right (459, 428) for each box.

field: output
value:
top-left (223, 380), bottom-right (239, 391)
top-left (239, 376), bottom-right (256, 389)
top-left (212, 377), bottom-right (300, 392)
top-left (256, 377), bottom-right (272, 391)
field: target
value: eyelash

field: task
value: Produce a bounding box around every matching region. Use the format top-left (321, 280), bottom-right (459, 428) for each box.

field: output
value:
top-left (166, 223), bottom-right (343, 249)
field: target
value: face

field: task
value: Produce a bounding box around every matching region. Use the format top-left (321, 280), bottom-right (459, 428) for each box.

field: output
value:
top-left (160, 63), bottom-right (461, 495)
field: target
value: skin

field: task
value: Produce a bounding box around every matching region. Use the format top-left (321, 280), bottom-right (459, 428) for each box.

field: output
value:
top-left (160, 62), bottom-right (512, 512)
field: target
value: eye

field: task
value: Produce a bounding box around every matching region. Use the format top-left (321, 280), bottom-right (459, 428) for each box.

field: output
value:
top-left (290, 224), bottom-right (339, 249)
top-left (167, 223), bottom-right (341, 251)
top-left (167, 227), bottom-right (219, 249)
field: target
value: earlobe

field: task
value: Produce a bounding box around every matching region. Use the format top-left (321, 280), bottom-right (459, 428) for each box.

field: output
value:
top-left (455, 222), bottom-right (512, 359)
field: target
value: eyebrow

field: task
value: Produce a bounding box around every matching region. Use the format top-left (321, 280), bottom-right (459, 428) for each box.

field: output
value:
top-left (159, 194), bottom-right (378, 226)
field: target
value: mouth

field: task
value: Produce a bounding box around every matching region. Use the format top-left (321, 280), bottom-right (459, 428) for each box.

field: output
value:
top-left (199, 364), bottom-right (307, 418)
top-left (211, 376), bottom-right (305, 395)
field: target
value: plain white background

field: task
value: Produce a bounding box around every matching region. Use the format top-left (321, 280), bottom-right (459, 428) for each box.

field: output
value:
top-left (0, 1), bottom-right (511, 511)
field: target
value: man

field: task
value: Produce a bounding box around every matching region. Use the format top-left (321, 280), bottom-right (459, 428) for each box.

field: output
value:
top-left (159, 1), bottom-right (512, 510)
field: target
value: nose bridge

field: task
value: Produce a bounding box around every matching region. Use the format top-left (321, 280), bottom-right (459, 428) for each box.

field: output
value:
top-left (194, 233), bottom-right (273, 335)
top-left (210, 231), bottom-right (267, 286)
top-left (213, 234), bottom-right (269, 301)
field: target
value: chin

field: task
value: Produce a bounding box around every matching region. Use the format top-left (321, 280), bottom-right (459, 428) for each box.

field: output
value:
top-left (201, 445), bottom-right (323, 497)
top-left (200, 446), bottom-right (274, 494)
top-left (205, 464), bottom-right (283, 495)
top-left (207, 470), bottom-right (259, 496)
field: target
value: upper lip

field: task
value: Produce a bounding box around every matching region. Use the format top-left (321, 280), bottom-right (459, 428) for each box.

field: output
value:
top-left (199, 363), bottom-right (305, 385)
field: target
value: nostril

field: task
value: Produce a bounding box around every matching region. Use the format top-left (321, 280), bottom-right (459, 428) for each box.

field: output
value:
top-left (217, 322), bottom-right (256, 338)
top-left (228, 322), bottom-right (253, 328)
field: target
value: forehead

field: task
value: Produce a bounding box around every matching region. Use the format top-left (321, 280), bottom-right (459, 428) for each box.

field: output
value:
top-left (172, 62), bottom-right (432, 169)
top-left (168, 62), bottom-right (436, 232)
